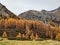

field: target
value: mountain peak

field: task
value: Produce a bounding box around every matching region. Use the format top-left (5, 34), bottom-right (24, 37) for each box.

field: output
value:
top-left (41, 10), bottom-right (47, 12)
top-left (0, 3), bottom-right (6, 10)
top-left (0, 3), bottom-right (2, 6)
top-left (0, 3), bottom-right (3, 8)
top-left (0, 3), bottom-right (19, 19)
top-left (27, 10), bottom-right (39, 12)
top-left (0, 3), bottom-right (5, 7)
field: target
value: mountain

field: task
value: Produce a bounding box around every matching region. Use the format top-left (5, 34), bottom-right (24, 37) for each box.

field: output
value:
top-left (0, 3), bottom-right (19, 19)
top-left (0, 3), bottom-right (60, 26)
top-left (18, 10), bottom-right (59, 21)
top-left (51, 7), bottom-right (60, 16)
top-left (18, 7), bottom-right (60, 26)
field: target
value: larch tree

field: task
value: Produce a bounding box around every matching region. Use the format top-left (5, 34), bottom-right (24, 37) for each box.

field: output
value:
top-left (22, 34), bottom-right (25, 39)
top-left (2, 32), bottom-right (7, 38)
top-left (0, 19), bottom-right (5, 29)
top-left (55, 33), bottom-right (60, 40)
top-left (30, 33), bottom-right (35, 40)
top-left (25, 23), bottom-right (31, 39)
top-left (35, 33), bottom-right (39, 40)
top-left (16, 32), bottom-right (21, 39)
top-left (5, 18), bottom-right (16, 29)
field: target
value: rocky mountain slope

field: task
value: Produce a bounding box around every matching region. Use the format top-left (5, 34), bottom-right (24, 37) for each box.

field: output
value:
top-left (18, 7), bottom-right (60, 26)
top-left (0, 3), bottom-right (19, 19)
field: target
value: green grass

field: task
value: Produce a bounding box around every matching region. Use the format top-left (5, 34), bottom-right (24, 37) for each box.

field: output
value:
top-left (0, 38), bottom-right (60, 45)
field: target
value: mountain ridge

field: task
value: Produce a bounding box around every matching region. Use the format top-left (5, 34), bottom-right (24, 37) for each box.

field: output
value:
top-left (18, 7), bottom-right (60, 26)
top-left (0, 3), bottom-right (19, 19)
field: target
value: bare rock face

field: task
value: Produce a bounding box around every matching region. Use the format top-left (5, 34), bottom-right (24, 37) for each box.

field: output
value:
top-left (18, 7), bottom-right (60, 26)
top-left (0, 3), bottom-right (19, 19)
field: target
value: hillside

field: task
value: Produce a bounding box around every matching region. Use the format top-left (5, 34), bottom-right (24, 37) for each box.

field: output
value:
top-left (18, 7), bottom-right (60, 26)
top-left (0, 3), bottom-right (60, 40)
top-left (0, 3), bottom-right (19, 19)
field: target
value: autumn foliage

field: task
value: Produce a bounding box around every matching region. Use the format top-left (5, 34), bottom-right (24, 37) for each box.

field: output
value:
top-left (16, 33), bottom-right (21, 38)
top-left (2, 32), bottom-right (7, 38)
top-left (30, 33), bottom-right (35, 40)
top-left (55, 33), bottom-right (60, 40)
top-left (0, 18), bottom-right (60, 40)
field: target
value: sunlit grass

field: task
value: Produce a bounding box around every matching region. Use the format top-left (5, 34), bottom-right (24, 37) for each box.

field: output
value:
top-left (0, 38), bottom-right (60, 45)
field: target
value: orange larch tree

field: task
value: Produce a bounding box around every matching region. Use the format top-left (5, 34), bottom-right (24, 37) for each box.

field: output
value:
top-left (35, 33), bottom-right (39, 40)
top-left (22, 34), bottom-right (25, 39)
top-left (2, 32), bottom-right (7, 38)
top-left (55, 33), bottom-right (60, 40)
top-left (16, 32), bottom-right (21, 39)
top-left (30, 33), bottom-right (35, 40)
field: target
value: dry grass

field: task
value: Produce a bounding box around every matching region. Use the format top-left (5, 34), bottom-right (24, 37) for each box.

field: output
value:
top-left (0, 38), bottom-right (60, 45)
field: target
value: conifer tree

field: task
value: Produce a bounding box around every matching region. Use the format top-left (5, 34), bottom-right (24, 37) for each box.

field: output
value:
top-left (2, 32), bottom-right (7, 38)
top-left (30, 33), bottom-right (35, 40)
top-left (22, 34), bottom-right (25, 38)
top-left (55, 33), bottom-right (60, 40)
top-left (16, 33), bottom-right (21, 38)
top-left (35, 33), bottom-right (39, 40)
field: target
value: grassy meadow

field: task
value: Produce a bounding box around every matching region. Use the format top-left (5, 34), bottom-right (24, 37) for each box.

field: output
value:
top-left (0, 38), bottom-right (60, 45)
